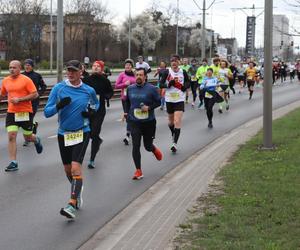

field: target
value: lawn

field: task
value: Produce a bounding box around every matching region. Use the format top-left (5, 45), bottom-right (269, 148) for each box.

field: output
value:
top-left (173, 108), bottom-right (300, 250)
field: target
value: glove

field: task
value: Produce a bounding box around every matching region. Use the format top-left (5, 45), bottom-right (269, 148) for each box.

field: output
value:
top-left (168, 80), bottom-right (175, 88)
top-left (181, 85), bottom-right (187, 92)
top-left (81, 107), bottom-right (96, 118)
top-left (56, 97), bottom-right (71, 110)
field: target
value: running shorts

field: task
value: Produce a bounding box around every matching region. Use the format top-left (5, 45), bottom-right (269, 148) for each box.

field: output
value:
top-left (5, 112), bottom-right (34, 135)
top-left (166, 101), bottom-right (185, 114)
top-left (58, 132), bottom-right (90, 165)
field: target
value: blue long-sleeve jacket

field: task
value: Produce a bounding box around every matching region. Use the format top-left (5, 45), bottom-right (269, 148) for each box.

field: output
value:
top-left (200, 76), bottom-right (219, 91)
top-left (44, 80), bottom-right (99, 135)
top-left (125, 82), bottom-right (161, 123)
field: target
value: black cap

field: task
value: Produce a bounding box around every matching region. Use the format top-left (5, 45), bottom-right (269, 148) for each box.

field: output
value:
top-left (66, 60), bottom-right (82, 71)
top-left (24, 59), bottom-right (34, 67)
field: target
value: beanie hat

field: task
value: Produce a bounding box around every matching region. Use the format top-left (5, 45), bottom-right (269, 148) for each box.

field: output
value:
top-left (24, 59), bottom-right (34, 67)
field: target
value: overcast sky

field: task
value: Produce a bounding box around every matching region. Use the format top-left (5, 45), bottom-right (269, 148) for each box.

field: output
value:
top-left (102, 0), bottom-right (300, 48)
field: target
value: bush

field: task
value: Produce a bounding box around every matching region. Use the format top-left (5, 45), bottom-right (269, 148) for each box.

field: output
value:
top-left (0, 60), bottom-right (9, 70)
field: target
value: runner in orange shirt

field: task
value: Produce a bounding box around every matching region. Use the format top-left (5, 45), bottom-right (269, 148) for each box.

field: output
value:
top-left (0, 60), bottom-right (43, 172)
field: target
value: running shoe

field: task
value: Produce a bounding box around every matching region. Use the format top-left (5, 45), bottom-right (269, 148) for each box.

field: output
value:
top-left (153, 146), bottom-right (163, 161)
top-left (208, 122), bottom-right (213, 129)
top-left (76, 186), bottom-right (83, 209)
top-left (191, 102), bottom-right (195, 108)
top-left (226, 104), bottom-right (229, 110)
top-left (5, 162), bottom-right (18, 172)
top-left (34, 136), bottom-right (43, 154)
top-left (132, 169), bottom-right (143, 180)
top-left (123, 136), bottom-right (129, 145)
top-left (88, 161), bottom-right (95, 169)
top-left (23, 141), bottom-right (30, 147)
top-left (218, 109), bottom-right (223, 114)
top-left (60, 204), bottom-right (76, 219)
top-left (198, 102), bottom-right (203, 109)
top-left (170, 143), bottom-right (177, 153)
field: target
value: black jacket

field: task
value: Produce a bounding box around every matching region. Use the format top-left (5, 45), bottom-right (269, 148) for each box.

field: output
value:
top-left (22, 71), bottom-right (47, 96)
top-left (83, 73), bottom-right (114, 112)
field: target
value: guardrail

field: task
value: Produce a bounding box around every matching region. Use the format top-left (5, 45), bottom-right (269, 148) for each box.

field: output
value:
top-left (0, 80), bottom-right (158, 116)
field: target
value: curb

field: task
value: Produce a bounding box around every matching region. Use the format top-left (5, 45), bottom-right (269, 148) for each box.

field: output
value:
top-left (79, 100), bottom-right (300, 250)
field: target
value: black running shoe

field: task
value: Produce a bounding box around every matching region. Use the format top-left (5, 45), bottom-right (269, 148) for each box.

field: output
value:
top-left (5, 162), bottom-right (18, 172)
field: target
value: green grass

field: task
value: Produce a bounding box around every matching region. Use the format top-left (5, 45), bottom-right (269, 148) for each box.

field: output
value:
top-left (174, 108), bottom-right (300, 250)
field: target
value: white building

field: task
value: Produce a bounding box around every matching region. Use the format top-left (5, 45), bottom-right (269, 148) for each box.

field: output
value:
top-left (273, 15), bottom-right (292, 61)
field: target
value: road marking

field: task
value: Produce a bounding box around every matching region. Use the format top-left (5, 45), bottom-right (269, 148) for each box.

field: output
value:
top-left (48, 135), bottom-right (57, 139)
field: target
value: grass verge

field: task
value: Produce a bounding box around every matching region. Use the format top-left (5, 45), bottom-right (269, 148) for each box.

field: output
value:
top-left (173, 108), bottom-right (300, 250)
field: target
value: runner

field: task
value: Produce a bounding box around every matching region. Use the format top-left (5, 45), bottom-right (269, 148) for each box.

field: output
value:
top-left (0, 60), bottom-right (43, 172)
top-left (160, 55), bottom-right (190, 153)
top-left (22, 59), bottom-right (47, 146)
top-left (245, 62), bottom-right (257, 100)
top-left (200, 68), bottom-right (222, 128)
top-left (154, 60), bottom-right (169, 110)
top-left (237, 62), bottom-right (245, 94)
top-left (218, 60), bottom-right (233, 113)
top-left (44, 60), bottom-right (99, 219)
top-left (83, 60), bottom-right (114, 169)
top-left (196, 58), bottom-right (209, 109)
top-left (210, 57), bottom-right (221, 78)
top-left (188, 59), bottom-right (199, 108)
top-left (135, 56), bottom-right (151, 73)
top-left (180, 58), bottom-right (191, 104)
top-left (229, 62), bottom-right (237, 94)
top-left (125, 68), bottom-right (163, 180)
top-left (115, 59), bottom-right (136, 145)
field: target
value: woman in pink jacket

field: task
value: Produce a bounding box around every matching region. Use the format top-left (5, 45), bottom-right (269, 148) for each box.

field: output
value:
top-left (115, 59), bottom-right (136, 145)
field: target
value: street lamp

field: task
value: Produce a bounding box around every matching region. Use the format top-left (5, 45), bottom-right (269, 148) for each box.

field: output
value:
top-left (50, 0), bottom-right (53, 74)
top-left (263, 0), bottom-right (273, 149)
top-left (57, 0), bottom-right (63, 82)
top-left (128, 0), bottom-right (131, 59)
top-left (176, 0), bottom-right (179, 55)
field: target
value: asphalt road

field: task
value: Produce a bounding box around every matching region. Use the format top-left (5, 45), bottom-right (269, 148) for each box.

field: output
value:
top-left (0, 81), bottom-right (299, 250)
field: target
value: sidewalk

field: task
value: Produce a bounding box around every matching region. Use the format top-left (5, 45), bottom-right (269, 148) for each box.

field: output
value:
top-left (79, 100), bottom-right (300, 250)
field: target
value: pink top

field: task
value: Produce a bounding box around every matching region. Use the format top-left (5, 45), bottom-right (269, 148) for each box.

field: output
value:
top-left (115, 71), bottom-right (136, 100)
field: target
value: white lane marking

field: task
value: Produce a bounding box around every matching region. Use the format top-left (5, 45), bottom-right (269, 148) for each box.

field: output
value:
top-left (48, 135), bottom-right (57, 139)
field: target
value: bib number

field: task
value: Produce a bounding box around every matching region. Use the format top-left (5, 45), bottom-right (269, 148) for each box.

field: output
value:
top-left (134, 108), bottom-right (149, 120)
top-left (64, 130), bottom-right (83, 147)
top-left (205, 92), bottom-right (213, 98)
top-left (15, 112), bottom-right (29, 122)
top-left (169, 92), bottom-right (180, 101)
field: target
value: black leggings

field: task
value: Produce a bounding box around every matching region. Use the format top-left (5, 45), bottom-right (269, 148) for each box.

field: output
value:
top-left (90, 109), bottom-right (106, 161)
top-left (198, 89), bottom-right (205, 103)
top-left (130, 120), bottom-right (156, 169)
top-left (229, 78), bottom-right (236, 94)
top-left (204, 97), bottom-right (216, 123)
top-left (190, 81), bottom-right (198, 102)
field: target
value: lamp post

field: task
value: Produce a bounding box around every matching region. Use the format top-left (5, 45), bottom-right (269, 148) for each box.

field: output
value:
top-left (57, 0), bottom-right (63, 82)
top-left (50, 0), bottom-right (53, 74)
top-left (128, 0), bottom-right (132, 59)
top-left (176, 0), bottom-right (179, 54)
top-left (263, 0), bottom-right (273, 148)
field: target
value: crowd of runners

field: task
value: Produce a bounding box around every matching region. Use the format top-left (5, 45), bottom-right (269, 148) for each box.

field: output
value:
top-left (0, 55), bottom-right (298, 219)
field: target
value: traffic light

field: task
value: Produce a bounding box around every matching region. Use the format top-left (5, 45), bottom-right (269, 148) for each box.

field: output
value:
top-left (281, 40), bottom-right (284, 46)
top-left (291, 41), bottom-right (294, 46)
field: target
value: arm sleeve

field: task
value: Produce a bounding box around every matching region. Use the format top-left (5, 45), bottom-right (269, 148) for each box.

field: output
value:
top-left (90, 88), bottom-right (100, 111)
top-left (26, 78), bottom-right (38, 94)
top-left (183, 70), bottom-right (190, 89)
top-left (159, 71), bottom-right (168, 89)
top-left (124, 88), bottom-right (130, 113)
top-left (38, 74), bottom-right (47, 95)
top-left (44, 85), bottom-right (59, 118)
top-left (149, 87), bottom-right (161, 110)
top-left (146, 63), bottom-right (151, 73)
top-left (104, 78), bottom-right (114, 100)
top-left (115, 74), bottom-right (127, 89)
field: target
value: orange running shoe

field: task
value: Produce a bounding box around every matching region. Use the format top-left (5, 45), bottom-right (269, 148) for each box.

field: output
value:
top-left (153, 146), bottom-right (163, 161)
top-left (132, 169), bottom-right (143, 180)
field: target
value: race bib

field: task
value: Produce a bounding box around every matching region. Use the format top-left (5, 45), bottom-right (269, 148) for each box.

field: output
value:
top-left (205, 92), bottom-right (213, 99)
top-left (64, 130), bottom-right (83, 147)
top-left (15, 112), bottom-right (29, 122)
top-left (134, 108), bottom-right (149, 120)
top-left (247, 76), bottom-right (253, 80)
top-left (191, 76), bottom-right (197, 81)
top-left (169, 92), bottom-right (180, 101)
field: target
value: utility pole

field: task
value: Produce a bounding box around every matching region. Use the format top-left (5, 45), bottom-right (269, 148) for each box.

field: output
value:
top-left (201, 0), bottom-right (206, 59)
top-left (176, 0), bottom-right (179, 55)
top-left (128, 0), bottom-right (131, 59)
top-left (263, 0), bottom-right (273, 148)
top-left (50, 0), bottom-right (53, 74)
top-left (57, 0), bottom-right (63, 82)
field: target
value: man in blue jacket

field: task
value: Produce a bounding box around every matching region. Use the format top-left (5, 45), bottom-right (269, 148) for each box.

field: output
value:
top-left (44, 60), bottom-right (99, 219)
top-left (125, 68), bottom-right (163, 180)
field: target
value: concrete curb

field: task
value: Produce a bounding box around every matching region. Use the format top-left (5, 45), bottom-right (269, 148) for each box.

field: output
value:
top-left (79, 100), bottom-right (300, 250)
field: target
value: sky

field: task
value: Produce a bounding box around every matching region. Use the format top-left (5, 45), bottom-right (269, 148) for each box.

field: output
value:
top-left (102, 0), bottom-right (300, 48)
